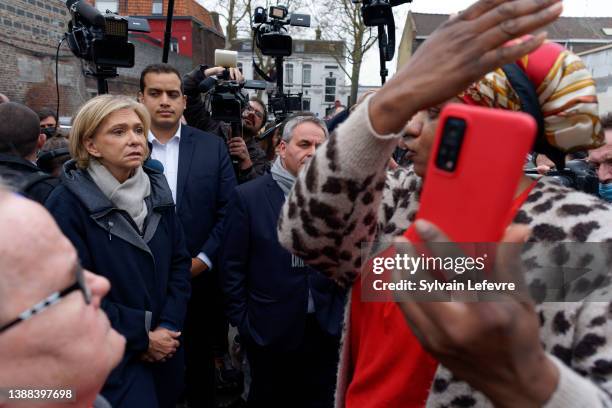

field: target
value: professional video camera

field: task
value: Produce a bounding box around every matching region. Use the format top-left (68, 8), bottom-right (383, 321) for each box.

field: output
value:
top-left (546, 159), bottom-right (600, 196)
top-left (526, 159), bottom-right (600, 196)
top-left (358, 0), bottom-right (412, 26)
top-left (199, 50), bottom-right (267, 125)
top-left (64, 0), bottom-right (149, 94)
top-left (252, 5), bottom-right (310, 57)
top-left (251, 5), bottom-right (311, 123)
top-left (268, 93), bottom-right (302, 121)
top-left (353, 0), bottom-right (412, 85)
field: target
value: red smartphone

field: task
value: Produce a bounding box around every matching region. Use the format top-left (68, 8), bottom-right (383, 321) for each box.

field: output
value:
top-left (404, 103), bottom-right (536, 243)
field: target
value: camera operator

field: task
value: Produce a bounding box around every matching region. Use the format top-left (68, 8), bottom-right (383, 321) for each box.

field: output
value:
top-left (183, 66), bottom-right (270, 184)
top-left (38, 108), bottom-right (59, 139)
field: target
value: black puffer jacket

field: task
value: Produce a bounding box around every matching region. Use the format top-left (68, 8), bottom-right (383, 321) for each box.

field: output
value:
top-left (0, 153), bottom-right (58, 204)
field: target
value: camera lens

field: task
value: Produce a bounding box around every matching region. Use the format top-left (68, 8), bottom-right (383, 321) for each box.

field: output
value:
top-left (435, 117), bottom-right (466, 172)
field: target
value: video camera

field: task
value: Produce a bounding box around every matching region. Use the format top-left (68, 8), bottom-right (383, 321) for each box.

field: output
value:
top-left (353, 0), bottom-right (412, 84)
top-left (268, 93), bottom-right (302, 122)
top-left (526, 159), bottom-right (600, 196)
top-left (251, 5), bottom-right (311, 123)
top-left (357, 0), bottom-right (412, 26)
top-left (199, 50), bottom-right (267, 125)
top-left (64, 0), bottom-right (149, 93)
top-left (252, 5), bottom-right (310, 57)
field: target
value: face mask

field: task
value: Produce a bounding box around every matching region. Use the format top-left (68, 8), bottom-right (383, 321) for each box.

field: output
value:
top-left (42, 127), bottom-right (56, 139)
top-left (599, 183), bottom-right (612, 202)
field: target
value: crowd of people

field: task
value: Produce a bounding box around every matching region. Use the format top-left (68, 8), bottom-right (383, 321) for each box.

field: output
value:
top-left (1, 0), bottom-right (612, 407)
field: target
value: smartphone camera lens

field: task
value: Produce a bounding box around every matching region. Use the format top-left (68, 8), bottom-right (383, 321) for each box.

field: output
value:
top-left (436, 117), bottom-right (466, 172)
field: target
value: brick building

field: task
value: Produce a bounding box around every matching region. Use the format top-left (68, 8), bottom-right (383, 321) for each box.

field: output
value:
top-left (0, 0), bottom-right (89, 117)
top-left (0, 0), bottom-right (224, 119)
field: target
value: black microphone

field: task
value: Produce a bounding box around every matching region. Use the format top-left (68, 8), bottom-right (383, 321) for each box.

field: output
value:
top-left (198, 77), bottom-right (217, 93)
top-left (66, 0), bottom-right (106, 28)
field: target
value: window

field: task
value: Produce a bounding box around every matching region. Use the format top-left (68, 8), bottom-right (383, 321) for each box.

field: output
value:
top-left (302, 64), bottom-right (311, 85)
top-left (302, 98), bottom-right (311, 111)
top-left (170, 39), bottom-right (179, 53)
top-left (152, 0), bottom-right (163, 15)
top-left (285, 63), bottom-right (294, 85)
top-left (325, 76), bottom-right (336, 103)
top-left (95, 0), bottom-right (118, 13)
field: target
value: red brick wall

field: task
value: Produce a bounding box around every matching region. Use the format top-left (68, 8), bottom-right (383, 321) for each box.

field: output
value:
top-left (91, 0), bottom-right (225, 59)
top-left (121, 0), bottom-right (217, 30)
top-left (191, 23), bottom-right (225, 66)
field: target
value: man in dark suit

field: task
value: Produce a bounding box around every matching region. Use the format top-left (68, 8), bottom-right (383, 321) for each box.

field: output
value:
top-left (220, 115), bottom-right (346, 407)
top-left (138, 64), bottom-right (237, 408)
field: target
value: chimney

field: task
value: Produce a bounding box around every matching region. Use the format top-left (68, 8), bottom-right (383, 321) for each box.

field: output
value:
top-left (315, 26), bottom-right (321, 40)
top-left (210, 11), bottom-right (222, 32)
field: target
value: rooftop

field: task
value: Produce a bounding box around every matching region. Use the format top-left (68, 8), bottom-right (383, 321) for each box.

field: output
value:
top-left (410, 13), bottom-right (612, 41)
top-left (230, 38), bottom-right (346, 58)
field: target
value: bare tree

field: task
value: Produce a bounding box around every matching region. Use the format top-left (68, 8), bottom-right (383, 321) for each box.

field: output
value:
top-left (201, 0), bottom-right (310, 95)
top-left (199, 0), bottom-right (251, 48)
top-left (315, 0), bottom-right (377, 105)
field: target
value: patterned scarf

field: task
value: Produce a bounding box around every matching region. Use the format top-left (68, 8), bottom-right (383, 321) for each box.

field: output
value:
top-left (458, 39), bottom-right (603, 153)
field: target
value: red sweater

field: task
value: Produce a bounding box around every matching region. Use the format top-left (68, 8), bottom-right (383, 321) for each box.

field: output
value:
top-left (345, 276), bottom-right (438, 408)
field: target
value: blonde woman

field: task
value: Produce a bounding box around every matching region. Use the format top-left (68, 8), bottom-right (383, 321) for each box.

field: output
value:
top-left (45, 95), bottom-right (191, 408)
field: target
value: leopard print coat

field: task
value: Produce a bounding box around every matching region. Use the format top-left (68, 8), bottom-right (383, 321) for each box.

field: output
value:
top-left (277, 98), bottom-right (612, 407)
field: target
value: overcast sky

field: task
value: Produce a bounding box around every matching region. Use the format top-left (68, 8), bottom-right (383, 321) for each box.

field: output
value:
top-left (360, 0), bottom-right (612, 85)
top-left (197, 0), bottom-right (612, 86)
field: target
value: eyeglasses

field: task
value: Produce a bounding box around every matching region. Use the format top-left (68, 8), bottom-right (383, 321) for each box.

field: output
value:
top-left (40, 124), bottom-right (56, 130)
top-left (0, 264), bottom-right (91, 334)
top-left (245, 105), bottom-right (264, 120)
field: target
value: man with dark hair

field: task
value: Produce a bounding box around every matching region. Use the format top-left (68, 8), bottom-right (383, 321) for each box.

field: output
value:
top-left (183, 65), bottom-right (270, 184)
top-left (38, 107), bottom-right (58, 139)
top-left (138, 63), bottom-right (237, 408)
top-left (0, 102), bottom-right (57, 203)
top-left (37, 136), bottom-right (70, 177)
top-left (140, 63), bottom-right (184, 94)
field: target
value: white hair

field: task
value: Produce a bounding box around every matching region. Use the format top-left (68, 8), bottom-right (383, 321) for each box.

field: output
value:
top-left (281, 115), bottom-right (329, 142)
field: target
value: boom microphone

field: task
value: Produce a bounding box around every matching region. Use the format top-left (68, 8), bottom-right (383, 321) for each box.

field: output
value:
top-left (66, 0), bottom-right (106, 28)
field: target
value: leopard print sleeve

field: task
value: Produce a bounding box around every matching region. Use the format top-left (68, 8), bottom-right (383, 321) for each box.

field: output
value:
top-left (277, 97), bottom-right (405, 287)
top-left (543, 299), bottom-right (612, 407)
top-left (517, 184), bottom-right (612, 407)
